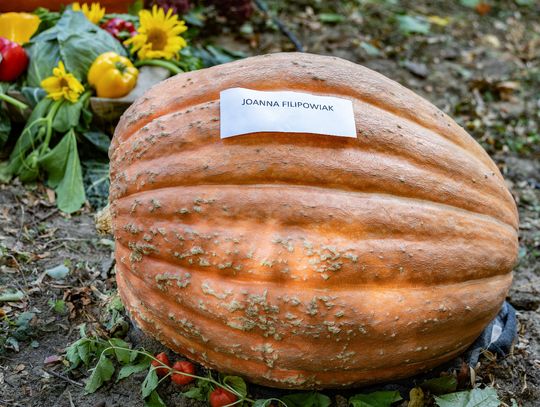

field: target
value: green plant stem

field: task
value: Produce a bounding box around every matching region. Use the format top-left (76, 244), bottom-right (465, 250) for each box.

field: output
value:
top-left (134, 59), bottom-right (183, 75)
top-left (0, 92), bottom-right (29, 110)
top-left (39, 100), bottom-right (63, 155)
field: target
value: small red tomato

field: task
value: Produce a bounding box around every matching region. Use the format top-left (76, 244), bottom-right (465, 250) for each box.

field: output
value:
top-left (151, 352), bottom-right (170, 377)
top-left (210, 387), bottom-right (238, 407)
top-left (171, 360), bottom-right (195, 385)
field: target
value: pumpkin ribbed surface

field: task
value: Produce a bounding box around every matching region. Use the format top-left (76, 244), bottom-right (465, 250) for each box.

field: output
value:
top-left (109, 52), bottom-right (519, 389)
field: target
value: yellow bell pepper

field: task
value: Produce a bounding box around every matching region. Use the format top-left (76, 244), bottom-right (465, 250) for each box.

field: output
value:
top-left (87, 52), bottom-right (138, 98)
top-left (0, 13), bottom-right (41, 44)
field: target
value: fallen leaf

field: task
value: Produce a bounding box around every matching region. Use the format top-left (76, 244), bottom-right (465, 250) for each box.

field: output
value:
top-left (427, 16), bottom-right (450, 26)
top-left (46, 188), bottom-right (56, 204)
top-left (475, 3), bottom-right (492, 15)
top-left (44, 355), bottom-right (63, 365)
top-left (408, 387), bottom-right (425, 407)
top-left (45, 264), bottom-right (70, 279)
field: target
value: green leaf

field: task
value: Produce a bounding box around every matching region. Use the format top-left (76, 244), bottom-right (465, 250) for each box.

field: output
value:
top-left (144, 390), bottom-right (166, 407)
top-left (349, 391), bottom-right (403, 407)
top-left (26, 40), bottom-right (61, 87)
top-left (85, 355), bottom-right (114, 393)
top-left (319, 13), bottom-right (346, 23)
top-left (142, 368), bottom-right (159, 399)
top-left (65, 338), bottom-right (86, 368)
top-left (58, 12), bottom-right (127, 81)
top-left (108, 338), bottom-right (131, 364)
top-left (396, 15), bottom-right (431, 35)
top-left (49, 299), bottom-right (66, 314)
top-left (191, 45), bottom-right (245, 68)
top-left (54, 131), bottom-right (86, 213)
top-left (282, 392), bottom-right (331, 407)
top-left (421, 376), bottom-right (458, 395)
top-left (38, 131), bottom-right (70, 188)
top-left (182, 379), bottom-right (213, 401)
top-left (223, 375), bottom-right (247, 398)
top-left (52, 100), bottom-right (82, 132)
top-left (18, 150), bottom-right (40, 182)
top-left (434, 388), bottom-right (500, 407)
top-left (16, 312), bottom-right (35, 327)
top-left (77, 338), bottom-right (93, 366)
top-left (117, 359), bottom-right (151, 382)
top-left (1, 98), bottom-right (52, 182)
top-left (81, 131), bottom-right (110, 154)
top-left (33, 7), bottom-right (61, 35)
top-left (45, 264), bottom-right (70, 279)
top-left (21, 87), bottom-right (46, 107)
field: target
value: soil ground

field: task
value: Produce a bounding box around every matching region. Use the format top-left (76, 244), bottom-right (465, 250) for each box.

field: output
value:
top-left (1, 1), bottom-right (539, 406)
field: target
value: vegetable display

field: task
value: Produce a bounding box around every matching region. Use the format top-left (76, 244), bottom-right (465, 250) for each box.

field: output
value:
top-left (109, 52), bottom-right (519, 389)
top-left (0, 2), bottom-right (244, 213)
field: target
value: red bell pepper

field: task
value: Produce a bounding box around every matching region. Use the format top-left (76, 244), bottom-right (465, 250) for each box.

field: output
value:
top-left (101, 18), bottom-right (137, 42)
top-left (0, 37), bottom-right (29, 82)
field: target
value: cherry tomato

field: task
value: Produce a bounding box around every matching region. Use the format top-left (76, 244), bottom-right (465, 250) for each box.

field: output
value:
top-left (151, 352), bottom-right (170, 377)
top-left (171, 360), bottom-right (195, 385)
top-left (210, 387), bottom-right (238, 407)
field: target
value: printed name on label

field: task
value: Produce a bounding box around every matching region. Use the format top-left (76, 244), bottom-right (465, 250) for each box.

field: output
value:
top-left (220, 88), bottom-right (357, 139)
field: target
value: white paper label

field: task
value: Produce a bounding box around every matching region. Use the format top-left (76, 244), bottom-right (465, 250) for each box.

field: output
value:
top-left (220, 88), bottom-right (356, 139)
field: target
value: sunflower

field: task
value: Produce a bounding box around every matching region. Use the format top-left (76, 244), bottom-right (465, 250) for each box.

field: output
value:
top-left (125, 6), bottom-right (188, 61)
top-left (72, 2), bottom-right (106, 24)
top-left (41, 61), bottom-right (85, 103)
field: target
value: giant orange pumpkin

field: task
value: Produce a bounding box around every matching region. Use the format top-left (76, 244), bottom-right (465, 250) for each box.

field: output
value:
top-left (109, 53), bottom-right (519, 389)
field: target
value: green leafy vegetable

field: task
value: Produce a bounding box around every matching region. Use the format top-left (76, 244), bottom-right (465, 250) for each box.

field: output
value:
top-left (26, 9), bottom-right (126, 86)
top-left (53, 130), bottom-right (86, 213)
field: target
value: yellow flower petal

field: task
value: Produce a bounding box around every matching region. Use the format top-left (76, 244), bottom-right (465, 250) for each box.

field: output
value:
top-left (127, 5), bottom-right (188, 61)
top-left (41, 61), bottom-right (84, 103)
top-left (71, 2), bottom-right (105, 24)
